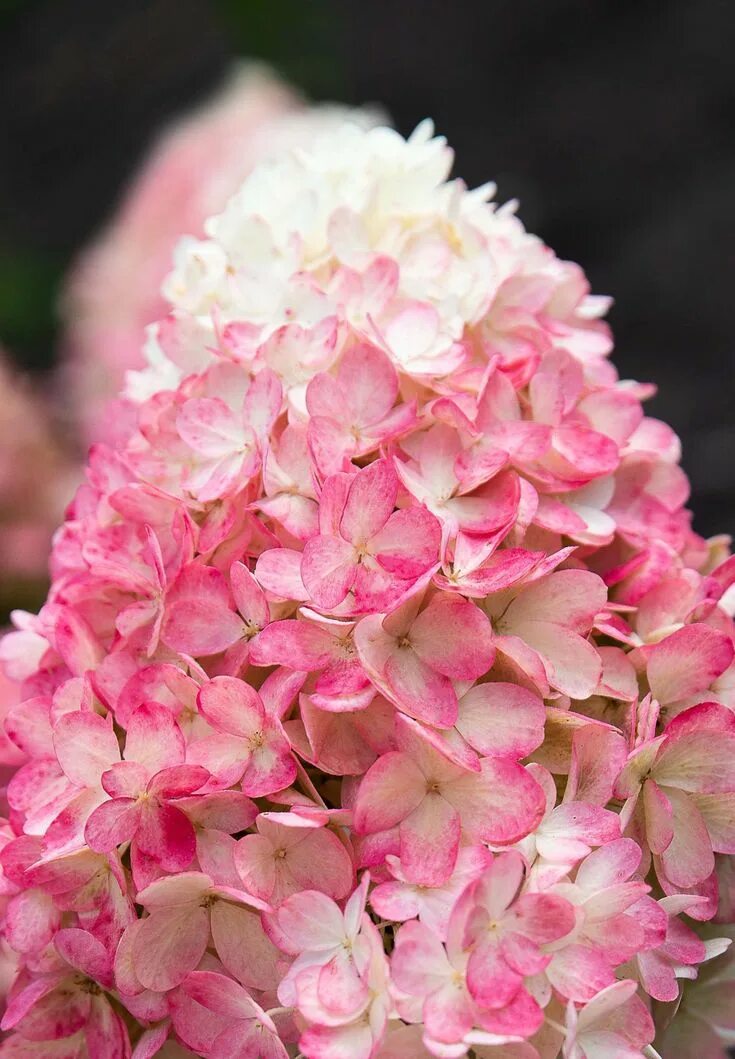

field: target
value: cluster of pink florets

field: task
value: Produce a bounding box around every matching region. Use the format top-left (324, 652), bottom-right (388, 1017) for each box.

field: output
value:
top-left (1, 121), bottom-right (734, 1059)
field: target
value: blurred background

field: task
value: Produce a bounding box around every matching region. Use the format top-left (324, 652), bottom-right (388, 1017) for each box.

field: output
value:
top-left (0, 0), bottom-right (733, 619)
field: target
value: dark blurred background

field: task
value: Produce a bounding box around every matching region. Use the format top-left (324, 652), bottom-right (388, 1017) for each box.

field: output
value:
top-left (0, 0), bottom-right (733, 534)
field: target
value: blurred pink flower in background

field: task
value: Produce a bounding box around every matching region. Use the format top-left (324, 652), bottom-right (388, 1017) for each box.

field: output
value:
top-left (0, 352), bottom-right (73, 591)
top-left (60, 65), bottom-right (379, 447)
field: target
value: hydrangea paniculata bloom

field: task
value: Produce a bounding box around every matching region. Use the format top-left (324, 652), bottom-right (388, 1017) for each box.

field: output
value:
top-left (1, 120), bottom-right (734, 1058)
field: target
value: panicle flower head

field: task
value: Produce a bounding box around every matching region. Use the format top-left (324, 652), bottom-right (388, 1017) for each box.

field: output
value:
top-left (1, 116), bottom-right (734, 1059)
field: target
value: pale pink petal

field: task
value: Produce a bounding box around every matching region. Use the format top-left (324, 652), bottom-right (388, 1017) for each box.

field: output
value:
top-left (85, 797), bottom-right (141, 852)
top-left (125, 701), bottom-right (185, 774)
top-left (409, 595), bottom-right (495, 680)
top-left (370, 506), bottom-right (441, 578)
top-left (230, 561), bottom-right (270, 629)
top-left (210, 899), bottom-right (281, 991)
top-left (276, 890), bottom-right (346, 953)
top-left (53, 711), bottom-right (120, 787)
top-left (182, 970), bottom-right (263, 1019)
top-left (505, 570), bottom-right (606, 632)
top-left (658, 788), bottom-right (715, 887)
top-left (340, 459), bottom-right (398, 543)
top-left (400, 792), bottom-right (461, 885)
top-left (385, 646), bottom-right (459, 727)
top-left (133, 905), bottom-right (209, 991)
top-left (354, 751), bottom-right (426, 834)
top-left (301, 534), bottom-right (357, 609)
top-left (197, 676), bottom-right (264, 739)
top-left (254, 547), bottom-right (310, 601)
top-left (456, 682), bottom-right (545, 758)
top-left (444, 757), bottom-right (545, 844)
top-left (250, 619), bottom-right (336, 670)
top-left (546, 943), bottom-right (615, 1001)
top-left (517, 620), bottom-right (602, 700)
top-left (646, 623), bottom-right (734, 704)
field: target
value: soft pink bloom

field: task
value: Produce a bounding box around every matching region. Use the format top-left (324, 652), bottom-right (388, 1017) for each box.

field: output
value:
top-left (234, 812), bottom-right (353, 904)
top-left (182, 970), bottom-right (288, 1059)
top-left (306, 342), bottom-right (418, 476)
top-left (85, 702), bottom-right (208, 872)
top-left (301, 459), bottom-right (441, 612)
top-left (355, 589), bottom-right (495, 727)
top-left (354, 717), bottom-right (544, 885)
top-left (189, 676), bottom-right (296, 795)
top-left (616, 702), bottom-right (735, 891)
top-left (463, 851), bottom-right (576, 1013)
top-left (562, 979), bottom-right (655, 1059)
top-left (487, 570), bottom-right (607, 699)
top-left (121, 871), bottom-right (272, 992)
top-left (1, 119), bottom-right (732, 1059)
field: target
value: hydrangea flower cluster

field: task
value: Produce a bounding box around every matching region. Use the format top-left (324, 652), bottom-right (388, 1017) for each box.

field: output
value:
top-left (1, 121), bottom-right (734, 1058)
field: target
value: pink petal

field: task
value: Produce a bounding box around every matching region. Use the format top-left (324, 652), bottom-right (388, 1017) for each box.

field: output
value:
top-left (505, 570), bottom-right (607, 632)
top-left (85, 797), bottom-right (141, 852)
top-left (243, 367), bottom-right (282, 442)
top-left (254, 547), bottom-right (310, 601)
top-left (286, 828), bottom-right (354, 900)
top-left (409, 595), bottom-right (495, 680)
top-left (125, 701), bottom-right (185, 774)
top-left (241, 725), bottom-right (296, 797)
top-left (210, 900), bottom-right (281, 991)
top-left (446, 472), bottom-right (520, 535)
top-left (55, 927), bottom-right (112, 986)
top-left (546, 943), bottom-right (614, 1001)
top-left (340, 459), bottom-right (398, 544)
top-left (400, 792), bottom-right (461, 885)
top-left (301, 534), bottom-right (357, 609)
top-left (197, 676), bottom-right (265, 739)
top-left (647, 624), bottom-right (735, 704)
top-left (5, 889), bottom-right (60, 954)
top-left (510, 892), bottom-right (576, 944)
top-left (385, 645), bottom-right (459, 727)
top-left (518, 620), bottom-right (602, 700)
top-left (370, 506), bottom-right (441, 578)
top-left (162, 562), bottom-right (244, 655)
top-left (186, 731), bottom-right (249, 786)
top-left (230, 561), bottom-right (270, 629)
top-left (337, 343), bottom-right (398, 426)
top-left (137, 871), bottom-right (212, 907)
top-left (250, 619), bottom-right (336, 670)
top-left (643, 779), bottom-right (674, 855)
top-left (53, 711), bottom-right (120, 787)
top-left (392, 920), bottom-right (453, 993)
top-left (102, 760), bottom-right (148, 797)
top-left (178, 790), bottom-right (258, 832)
top-left (456, 682), bottom-right (545, 758)
top-left (658, 787), bottom-right (715, 888)
top-left (136, 801), bottom-right (197, 872)
top-left (467, 939), bottom-right (522, 1009)
top-left (182, 970), bottom-right (263, 1019)
top-left (133, 904), bottom-right (210, 991)
top-left (354, 751), bottom-right (426, 834)
top-left (147, 763), bottom-right (209, 798)
top-left (444, 757), bottom-right (545, 844)
top-left (276, 890), bottom-right (347, 953)
top-left (234, 833), bottom-right (277, 901)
